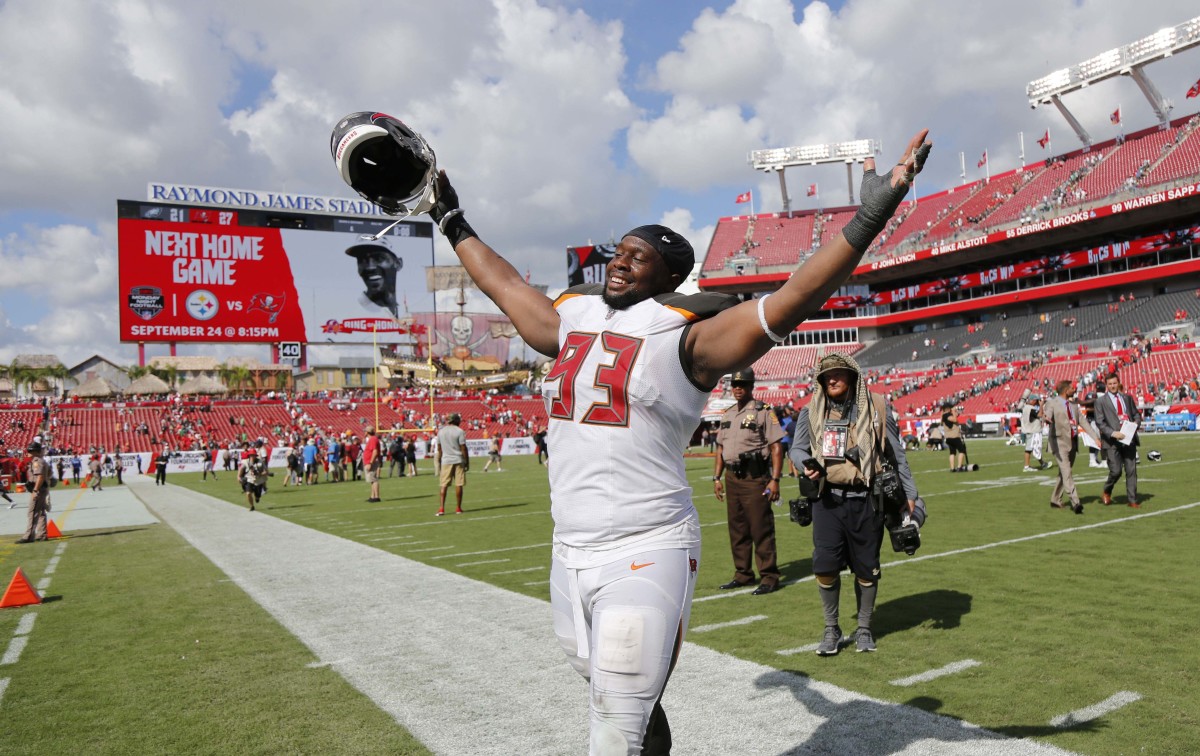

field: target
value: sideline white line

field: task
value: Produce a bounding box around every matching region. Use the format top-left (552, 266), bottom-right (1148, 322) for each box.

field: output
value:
top-left (14, 614), bottom-right (36, 636)
top-left (35, 577), bottom-right (51, 592)
top-left (43, 557), bottom-right (59, 576)
top-left (890, 659), bottom-right (982, 687)
top-left (690, 615), bottom-right (769, 634)
top-left (1050, 691), bottom-right (1142, 728)
top-left (521, 580), bottom-right (546, 586)
top-left (432, 542), bottom-right (551, 560)
top-left (368, 535), bottom-right (417, 543)
top-left (697, 500), bottom-right (1200, 603)
top-left (492, 566), bottom-right (545, 575)
top-left (406, 545), bottom-right (455, 553)
top-left (54, 542), bottom-right (67, 556)
top-left (1, 636), bottom-right (29, 665)
top-left (457, 559), bottom-right (510, 568)
top-left (0, 678), bottom-right (8, 707)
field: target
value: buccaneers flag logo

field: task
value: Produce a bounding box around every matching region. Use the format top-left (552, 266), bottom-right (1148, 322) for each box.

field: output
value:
top-left (249, 293), bottom-right (286, 323)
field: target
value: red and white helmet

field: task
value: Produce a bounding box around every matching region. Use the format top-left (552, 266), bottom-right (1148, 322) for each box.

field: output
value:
top-left (330, 111), bottom-right (437, 217)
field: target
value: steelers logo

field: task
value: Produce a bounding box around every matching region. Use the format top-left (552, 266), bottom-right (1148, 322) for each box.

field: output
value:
top-left (185, 290), bottom-right (220, 321)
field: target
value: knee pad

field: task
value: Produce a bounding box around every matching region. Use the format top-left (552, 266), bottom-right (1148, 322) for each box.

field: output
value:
top-left (592, 607), bottom-right (664, 696)
top-left (816, 575), bottom-right (839, 590)
top-left (856, 578), bottom-right (876, 588)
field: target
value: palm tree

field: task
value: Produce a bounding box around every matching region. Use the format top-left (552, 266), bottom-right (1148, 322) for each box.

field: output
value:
top-left (126, 364), bottom-right (151, 381)
top-left (273, 370), bottom-right (291, 393)
top-left (43, 363), bottom-right (70, 399)
top-left (8, 361), bottom-right (38, 398)
top-left (216, 362), bottom-right (237, 390)
top-left (151, 364), bottom-right (179, 390)
top-left (229, 366), bottom-right (252, 394)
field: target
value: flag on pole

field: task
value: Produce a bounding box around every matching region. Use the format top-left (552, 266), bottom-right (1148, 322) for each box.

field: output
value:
top-left (1187, 77), bottom-right (1200, 99)
top-left (977, 150), bottom-right (988, 168)
top-left (1036, 130), bottom-right (1050, 149)
top-left (1110, 107), bottom-right (1122, 125)
top-left (806, 183), bottom-right (818, 197)
top-left (525, 268), bottom-right (531, 284)
top-left (735, 191), bottom-right (752, 204)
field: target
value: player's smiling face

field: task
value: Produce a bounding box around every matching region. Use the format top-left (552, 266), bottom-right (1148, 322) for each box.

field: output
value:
top-left (602, 236), bottom-right (673, 310)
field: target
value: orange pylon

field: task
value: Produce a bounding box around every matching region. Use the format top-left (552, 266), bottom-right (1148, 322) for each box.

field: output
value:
top-left (46, 520), bottom-right (63, 539)
top-left (0, 568), bottom-right (42, 609)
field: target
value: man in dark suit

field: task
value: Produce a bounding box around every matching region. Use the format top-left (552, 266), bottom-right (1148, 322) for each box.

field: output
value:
top-left (1092, 373), bottom-right (1141, 507)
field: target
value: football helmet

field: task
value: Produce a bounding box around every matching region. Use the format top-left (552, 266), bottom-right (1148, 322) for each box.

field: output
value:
top-left (330, 111), bottom-right (437, 217)
top-left (1147, 450), bottom-right (1162, 461)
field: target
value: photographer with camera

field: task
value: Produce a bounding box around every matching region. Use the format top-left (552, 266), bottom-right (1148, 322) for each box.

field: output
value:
top-left (713, 369), bottom-right (784, 595)
top-left (790, 353), bottom-right (922, 655)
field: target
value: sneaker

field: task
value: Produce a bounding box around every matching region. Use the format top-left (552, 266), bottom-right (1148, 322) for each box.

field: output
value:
top-left (855, 627), bottom-right (876, 653)
top-left (1041, 461), bottom-right (1053, 470)
top-left (436, 510), bottom-right (445, 516)
top-left (1023, 466), bottom-right (1035, 472)
top-left (455, 508), bottom-right (464, 515)
top-left (816, 626), bottom-right (843, 656)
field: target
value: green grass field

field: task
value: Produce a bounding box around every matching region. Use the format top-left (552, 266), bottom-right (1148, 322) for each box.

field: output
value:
top-left (1, 435), bottom-right (1197, 754)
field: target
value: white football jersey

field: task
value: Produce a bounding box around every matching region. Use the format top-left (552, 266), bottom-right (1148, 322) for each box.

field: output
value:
top-left (542, 292), bottom-right (711, 550)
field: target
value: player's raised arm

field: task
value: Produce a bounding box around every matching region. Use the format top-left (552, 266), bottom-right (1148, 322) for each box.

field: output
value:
top-left (686, 129), bottom-right (932, 387)
top-left (430, 171), bottom-right (562, 357)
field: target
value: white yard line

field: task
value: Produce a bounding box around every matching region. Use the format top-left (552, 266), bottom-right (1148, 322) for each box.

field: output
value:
top-left (690, 615), bottom-right (769, 633)
top-left (492, 566), bottom-right (545, 575)
top-left (404, 545), bottom-right (454, 553)
top-left (457, 559), bottom-right (510, 568)
top-left (1050, 691), bottom-right (1142, 728)
top-left (776, 642), bottom-right (821, 656)
top-left (14, 613), bottom-right (36, 636)
top-left (1, 636), bottom-right (28, 666)
top-left (431, 542), bottom-right (552, 560)
top-left (891, 659), bottom-right (982, 687)
top-left (0, 678), bottom-right (8, 707)
top-left (35, 577), bottom-right (51, 592)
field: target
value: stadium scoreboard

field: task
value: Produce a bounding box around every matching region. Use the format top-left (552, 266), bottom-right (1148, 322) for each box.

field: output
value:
top-left (116, 199), bottom-right (435, 345)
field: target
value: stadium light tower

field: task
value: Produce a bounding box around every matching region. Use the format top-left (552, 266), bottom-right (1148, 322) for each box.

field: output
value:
top-left (749, 138), bottom-right (881, 212)
top-left (1027, 15), bottom-right (1200, 146)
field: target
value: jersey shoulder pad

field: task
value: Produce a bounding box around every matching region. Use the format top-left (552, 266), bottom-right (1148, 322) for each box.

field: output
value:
top-left (652, 291), bottom-right (740, 321)
top-left (553, 284), bottom-right (604, 307)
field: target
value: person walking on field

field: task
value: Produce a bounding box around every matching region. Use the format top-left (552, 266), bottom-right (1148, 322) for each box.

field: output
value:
top-left (436, 414), bottom-right (469, 516)
top-left (338, 122), bottom-right (930, 752)
top-left (1043, 380), bottom-right (1096, 515)
top-left (362, 426), bottom-right (384, 503)
top-left (482, 433), bottom-right (504, 472)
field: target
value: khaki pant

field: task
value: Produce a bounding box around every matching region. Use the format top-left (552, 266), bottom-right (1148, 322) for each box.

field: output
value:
top-left (24, 489), bottom-right (50, 541)
top-left (1050, 444), bottom-right (1079, 508)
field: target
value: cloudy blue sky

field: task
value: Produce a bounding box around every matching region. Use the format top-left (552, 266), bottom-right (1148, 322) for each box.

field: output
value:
top-left (2, 0), bottom-right (1199, 368)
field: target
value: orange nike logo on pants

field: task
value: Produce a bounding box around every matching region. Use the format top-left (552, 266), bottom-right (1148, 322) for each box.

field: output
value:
top-left (630, 561), bottom-right (655, 571)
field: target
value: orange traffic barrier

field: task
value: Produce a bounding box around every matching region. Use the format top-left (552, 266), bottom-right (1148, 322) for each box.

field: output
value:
top-left (46, 520), bottom-right (63, 539)
top-left (0, 568), bottom-right (42, 609)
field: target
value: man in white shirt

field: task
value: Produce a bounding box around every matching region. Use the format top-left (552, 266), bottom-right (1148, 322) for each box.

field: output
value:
top-left (435, 414), bottom-right (469, 516)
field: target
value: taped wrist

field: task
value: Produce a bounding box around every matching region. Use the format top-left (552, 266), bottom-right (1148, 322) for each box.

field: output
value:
top-left (439, 210), bottom-right (478, 248)
top-left (842, 169), bottom-right (911, 253)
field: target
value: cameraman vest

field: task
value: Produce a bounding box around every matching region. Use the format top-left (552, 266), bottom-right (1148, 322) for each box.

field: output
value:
top-left (822, 392), bottom-right (888, 489)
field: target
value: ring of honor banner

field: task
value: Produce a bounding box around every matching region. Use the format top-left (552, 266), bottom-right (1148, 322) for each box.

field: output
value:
top-left (826, 222), bottom-right (1199, 311)
top-left (117, 200), bottom-right (434, 343)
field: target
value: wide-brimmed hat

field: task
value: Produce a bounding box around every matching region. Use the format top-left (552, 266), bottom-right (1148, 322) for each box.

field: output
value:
top-left (814, 352), bottom-right (861, 382)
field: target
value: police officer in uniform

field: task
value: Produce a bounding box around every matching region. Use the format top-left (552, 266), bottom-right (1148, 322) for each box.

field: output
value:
top-left (17, 441), bottom-right (51, 543)
top-left (792, 353), bottom-right (920, 655)
top-left (713, 369), bottom-right (784, 595)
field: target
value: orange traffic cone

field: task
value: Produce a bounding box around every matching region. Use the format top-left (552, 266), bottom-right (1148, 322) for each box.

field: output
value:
top-left (0, 568), bottom-right (42, 609)
top-left (80, 473), bottom-right (90, 489)
top-left (46, 520), bottom-right (63, 539)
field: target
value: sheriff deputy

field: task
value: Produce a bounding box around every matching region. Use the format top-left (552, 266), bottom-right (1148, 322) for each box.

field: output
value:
top-left (713, 369), bottom-right (784, 595)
